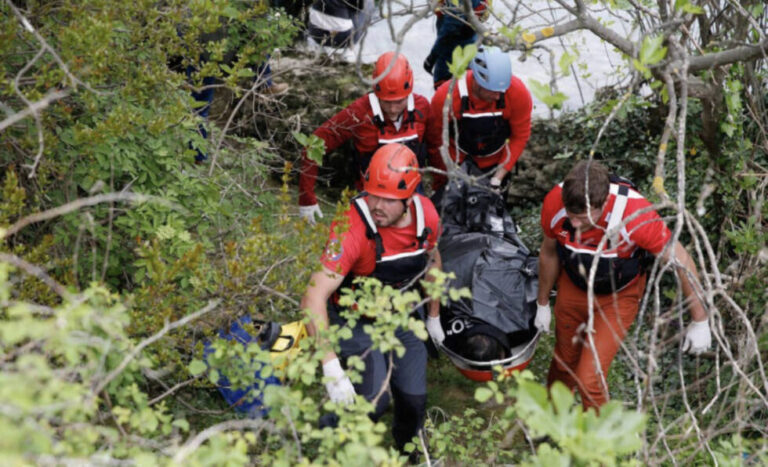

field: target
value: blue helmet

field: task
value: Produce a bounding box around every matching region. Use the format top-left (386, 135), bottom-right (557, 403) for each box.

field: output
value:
top-left (470, 46), bottom-right (512, 92)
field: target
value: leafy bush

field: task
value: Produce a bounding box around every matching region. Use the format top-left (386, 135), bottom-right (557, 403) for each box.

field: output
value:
top-left (1, 0), bottom-right (300, 289)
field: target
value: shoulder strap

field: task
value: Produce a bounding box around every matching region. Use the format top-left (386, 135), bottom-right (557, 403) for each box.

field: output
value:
top-left (609, 173), bottom-right (637, 189)
top-left (368, 93), bottom-right (386, 132)
top-left (606, 183), bottom-right (629, 248)
top-left (496, 93), bottom-right (505, 110)
top-left (406, 93), bottom-right (415, 127)
top-left (458, 75), bottom-right (470, 114)
top-left (352, 195), bottom-right (384, 260)
top-left (412, 196), bottom-right (432, 248)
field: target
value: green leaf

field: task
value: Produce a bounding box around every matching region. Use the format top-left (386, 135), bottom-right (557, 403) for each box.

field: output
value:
top-left (293, 132), bottom-right (325, 165)
top-left (549, 381), bottom-right (575, 414)
top-left (172, 419), bottom-right (190, 432)
top-left (674, 0), bottom-right (704, 14)
top-left (188, 359), bottom-right (207, 376)
top-left (638, 35), bottom-right (667, 66)
top-left (527, 79), bottom-right (568, 109)
top-left (558, 51), bottom-right (577, 76)
top-left (448, 44), bottom-right (478, 79)
top-left (475, 387), bottom-right (494, 403)
top-left (632, 59), bottom-right (651, 79)
top-left (291, 131), bottom-right (308, 146)
top-left (499, 25), bottom-right (522, 43)
top-left (530, 443), bottom-right (571, 467)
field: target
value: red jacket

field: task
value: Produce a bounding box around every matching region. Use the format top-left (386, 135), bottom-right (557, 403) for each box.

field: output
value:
top-left (321, 193), bottom-right (441, 277)
top-left (541, 183), bottom-right (671, 259)
top-left (426, 71), bottom-right (532, 187)
top-left (299, 93), bottom-right (431, 206)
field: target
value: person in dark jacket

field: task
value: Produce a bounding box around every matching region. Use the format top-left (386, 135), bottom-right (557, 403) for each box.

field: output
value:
top-left (423, 0), bottom-right (490, 89)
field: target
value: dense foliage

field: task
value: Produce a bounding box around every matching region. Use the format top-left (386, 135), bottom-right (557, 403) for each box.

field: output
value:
top-left (2, 0), bottom-right (767, 465)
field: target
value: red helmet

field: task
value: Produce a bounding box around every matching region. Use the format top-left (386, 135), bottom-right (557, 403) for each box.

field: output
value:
top-left (363, 143), bottom-right (421, 199)
top-left (372, 52), bottom-right (414, 101)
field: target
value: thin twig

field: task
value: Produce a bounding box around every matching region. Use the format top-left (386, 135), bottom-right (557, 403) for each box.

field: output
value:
top-left (0, 252), bottom-right (72, 299)
top-left (2, 192), bottom-right (182, 239)
top-left (148, 376), bottom-right (201, 406)
top-left (172, 418), bottom-right (272, 463)
top-left (92, 300), bottom-right (220, 395)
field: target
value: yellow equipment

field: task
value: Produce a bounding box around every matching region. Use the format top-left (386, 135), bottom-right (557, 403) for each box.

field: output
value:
top-left (262, 320), bottom-right (307, 375)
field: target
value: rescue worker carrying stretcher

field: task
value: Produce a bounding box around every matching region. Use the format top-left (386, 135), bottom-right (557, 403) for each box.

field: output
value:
top-left (298, 52), bottom-right (431, 224)
top-left (426, 45), bottom-right (532, 193)
top-left (300, 143), bottom-right (445, 454)
top-left (536, 160), bottom-right (713, 411)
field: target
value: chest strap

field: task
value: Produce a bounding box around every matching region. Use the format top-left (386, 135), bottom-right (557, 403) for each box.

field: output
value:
top-left (369, 93), bottom-right (416, 133)
top-left (352, 194), bottom-right (429, 261)
top-left (605, 183), bottom-right (630, 249)
top-left (458, 75), bottom-right (505, 115)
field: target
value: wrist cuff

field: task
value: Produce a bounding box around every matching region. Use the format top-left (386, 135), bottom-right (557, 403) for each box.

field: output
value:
top-left (322, 358), bottom-right (344, 379)
top-left (690, 319), bottom-right (709, 330)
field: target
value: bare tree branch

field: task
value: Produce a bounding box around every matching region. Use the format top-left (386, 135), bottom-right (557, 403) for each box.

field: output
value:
top-left (1, 192), bottom-right (183, 240)
top-left (0, 252), bottom-right (73, 299)
top-left (0, 90), bottom-right (69, 133)
top-left (684, 37), bottom-right (768, 73)
top-left (172, 418), bottom-right (273, 463)
top-left (92, 299), bottom-right (220, 395)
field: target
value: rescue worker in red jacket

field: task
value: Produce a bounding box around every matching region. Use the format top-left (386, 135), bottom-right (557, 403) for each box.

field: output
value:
top-left (301, 143), bottom-right (444, 454)
top-left (298, 52), bottom-right (431, 224)
top-left (535, 160), bottom-right (712, 411)
top-left (426, 45), bottom-right (532, 192)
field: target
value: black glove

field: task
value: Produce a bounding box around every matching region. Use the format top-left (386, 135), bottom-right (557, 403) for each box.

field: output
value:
top-left (423, 53), bottom-right (436, 75)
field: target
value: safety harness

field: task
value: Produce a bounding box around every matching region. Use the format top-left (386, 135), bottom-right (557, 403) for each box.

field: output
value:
top-left (351, 194), bottom-right (431, 288)
top-left (555, 176), bottom-right (651, 295)
top-left (452, 74), bottom-right (510, 158)
top-left (358, 93), bottom-right (423, 173)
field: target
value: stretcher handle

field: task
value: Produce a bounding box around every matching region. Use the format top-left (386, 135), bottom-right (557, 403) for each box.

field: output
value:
top-left (437, 329), bottom-right (541, 368)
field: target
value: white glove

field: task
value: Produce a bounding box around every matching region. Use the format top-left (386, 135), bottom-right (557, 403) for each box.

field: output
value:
top-left (299, 204), bottom-right (323, 225)
top-left (682, 319), bottom-right (711, 355)
top-left (322, 358), bottom-right (355, 404)
top-left (534, 303), bottom-right (552, 333)
top-left (490, 177), bottom-right (502, 193)
top-left (426, 315), bottom-right (445, 345)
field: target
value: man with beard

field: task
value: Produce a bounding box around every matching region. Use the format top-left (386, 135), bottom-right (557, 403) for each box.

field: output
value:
top-left (301, 143), bottom-right (445, 454)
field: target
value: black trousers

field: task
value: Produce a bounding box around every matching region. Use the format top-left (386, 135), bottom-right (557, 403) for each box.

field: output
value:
top-left (329, 305), bottom-right (428, 451)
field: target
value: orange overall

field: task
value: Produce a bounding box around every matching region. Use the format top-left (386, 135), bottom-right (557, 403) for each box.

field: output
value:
top-left (540, 177), bottom-right (671, 411)
top-left (546, 271), bottom-right (646, 410)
